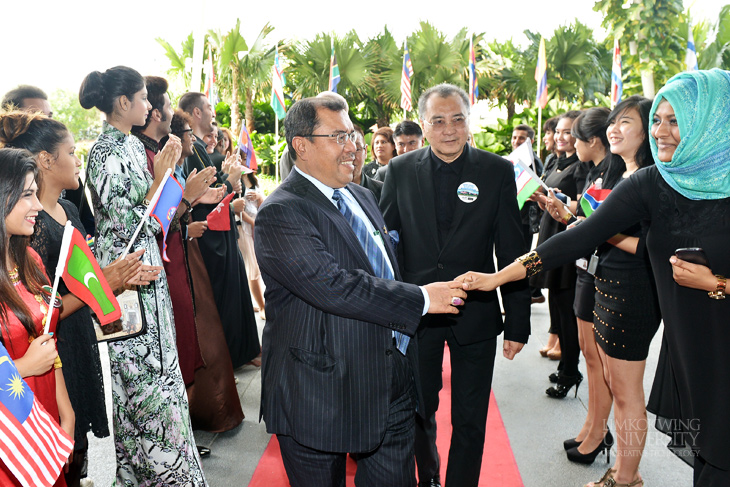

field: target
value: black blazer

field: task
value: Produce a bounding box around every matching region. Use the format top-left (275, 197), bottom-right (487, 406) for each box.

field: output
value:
top-left (255, 170), bottom-right (425, 453)
top-left (360, 174), bottom-right (384, 202)
top-left (381, 145), bottom-right (531, 345)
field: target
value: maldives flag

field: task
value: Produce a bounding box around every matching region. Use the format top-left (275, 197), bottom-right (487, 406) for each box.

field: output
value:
top-left (62, 227), bottom-right (121, 325)
top-left (580, 183), bottom-right (612, 217)
top-left (206, 192), bottom-right (235, 231)
top-left (150, 174), bottom-right (183, 262)
top-left (0, 342), bottom-right (74, 487)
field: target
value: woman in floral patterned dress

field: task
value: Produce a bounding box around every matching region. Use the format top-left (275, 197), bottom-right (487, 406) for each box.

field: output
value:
top-left (79, 66), bottom-right (207, 486)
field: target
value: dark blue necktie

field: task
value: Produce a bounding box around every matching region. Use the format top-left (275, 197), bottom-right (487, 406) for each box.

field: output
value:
top-left (332, 189), bottom-right (409, 354)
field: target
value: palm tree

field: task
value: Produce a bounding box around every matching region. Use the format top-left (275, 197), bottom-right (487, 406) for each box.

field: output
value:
top-left (215, 20), bottom-right (277, 136)
top-left (156, 33), bottom-right (196, 87)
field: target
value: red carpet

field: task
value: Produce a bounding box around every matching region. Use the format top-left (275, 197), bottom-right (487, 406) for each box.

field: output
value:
top-left (249, 346), bottom-right (523, 486)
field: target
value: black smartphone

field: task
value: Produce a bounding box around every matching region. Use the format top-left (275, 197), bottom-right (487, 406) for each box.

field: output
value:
top-left (674, 247), bottom-right (710, 267)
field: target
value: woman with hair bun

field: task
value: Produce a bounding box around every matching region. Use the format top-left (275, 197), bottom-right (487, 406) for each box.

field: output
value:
top-left (79, 66), bottom-right (208, 486)
top-left (0, 110), bottom-right (151, 486)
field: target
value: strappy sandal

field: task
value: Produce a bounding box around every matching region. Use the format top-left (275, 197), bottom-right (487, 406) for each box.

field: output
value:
top-left (587, 469), bottom-right (644, 487)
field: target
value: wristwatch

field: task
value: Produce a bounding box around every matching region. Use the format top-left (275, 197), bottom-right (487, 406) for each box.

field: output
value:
top-left (708, 275), bottom-right (727, 300)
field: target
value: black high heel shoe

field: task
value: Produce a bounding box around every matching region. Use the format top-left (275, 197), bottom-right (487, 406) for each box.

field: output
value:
top-left (563, 429), bottom-right (613, 451)
top-left (546, 373), bottom-right (583, 398)
top-left (549, 370), bottom-right (562, 383)
top-left (566, 430), bottom-right (613, 465)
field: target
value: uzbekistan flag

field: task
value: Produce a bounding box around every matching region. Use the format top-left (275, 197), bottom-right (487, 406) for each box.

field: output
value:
top-left (0, 342), bottom-right (74, 487)
top-left (685, 24), bottom-right (699, 71)
top-left (61, 226), bottom-right (121, 325)
top-left (329, 47), bottom-right (340, 93)
top-left (469, 37), bottom-right (478, 106)
top-left (400, 42), bottom-right (414, 112)
top-left (237, 124), bottom-right (258, 171)
top-left (271, 46), bottom-right (286, 120)
top-left (150, 172), bottom-right (183, 262)
top-left (507, 141), bottom-right (541, 209)
top-left (580, 183), bottom-right (612, 217)
top-left (535, 37), bottom-right (548, 109)
top-left (611, 39), bottom-right (623, 108)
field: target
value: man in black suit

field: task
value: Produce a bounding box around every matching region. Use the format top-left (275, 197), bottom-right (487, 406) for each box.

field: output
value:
top-left (380, 84), bottom-right (531, 487)
top-left (254, 96), bottom-right (467, 487)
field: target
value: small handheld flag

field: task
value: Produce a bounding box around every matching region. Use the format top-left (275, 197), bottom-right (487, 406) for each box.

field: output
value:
top-left (580, 182), bottom-right (612, 217)
top-left (237, 124), bottom-right (258, 171)
top-left (60, 223), bottom-right (122, 326)
top-left (469, 37), bottom-right (478, 106)
top-left (400, 42), bottom-right (414, 112)
top-left (685, 24), bottom-right (699, 71)
top-left (204, 54), bottom-right (220, 114)
top-left (535, 37), bottom-right (548, 109)
top-left (122, 168), bottom-right (172, 260)
top-left (271, 46), bottom-right (286, 120)
top-left (207, 192), bottom-right (236, 231)
top-left (329, 47), bottom-right (340, 93)
top-left (611, 39), bottom-right (623, 108)
top-left (150, 172), bottom-right (183, 262)
top-left (0, 342), bottom-right (74, 487)
top-left (506, 141), bottom-right (546, 209)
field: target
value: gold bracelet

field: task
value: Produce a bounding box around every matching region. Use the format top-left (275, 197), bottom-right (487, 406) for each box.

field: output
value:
top-left (708, 275), bottom-right (727, 300)
top-left (561, 213), bottom-right (572, 224)
top-left (516, 250), bottom-right (543, 277)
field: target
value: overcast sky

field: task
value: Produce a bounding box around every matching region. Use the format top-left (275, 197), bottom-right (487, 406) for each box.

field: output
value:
top-left (1, 0), bottom-right (724, 97)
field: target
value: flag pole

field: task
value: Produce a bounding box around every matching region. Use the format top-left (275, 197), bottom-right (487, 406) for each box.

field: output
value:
top-left (121, 168), bottom-right (172, 260)
top-left (536, 107), bottom-right (543, 161)
top-left (274, 117), bottom-right (279, 184)
top-left (44, 221), bottom-right (74, 334)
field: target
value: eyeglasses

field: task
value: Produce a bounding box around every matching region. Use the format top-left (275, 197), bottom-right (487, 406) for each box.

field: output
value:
top-left (308, 131), bottom-right (358, 145)
top-left (355, 145), bottom-right (368, 153)
top-left (175, 128), bottom-right (193, 136)
top-left (422, 116), bottom-right (467, 131)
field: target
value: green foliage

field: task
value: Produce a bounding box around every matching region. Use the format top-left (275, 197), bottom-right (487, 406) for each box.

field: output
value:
top-left (249, 131), bottom-right (286, 168)
top-left (215, 101), bottom-right (231, 127)
top-left (49, 89), bottom-right (103, 142)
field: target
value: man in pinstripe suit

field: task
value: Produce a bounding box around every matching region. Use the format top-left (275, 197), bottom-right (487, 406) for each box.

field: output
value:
top-left (254, 96), bottom-right (467, 487)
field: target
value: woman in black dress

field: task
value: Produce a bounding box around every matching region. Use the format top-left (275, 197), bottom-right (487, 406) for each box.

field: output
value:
top-left (531, 110), bottom-right (588, 395)
top-left (458, 69), bottom-right (730, 487)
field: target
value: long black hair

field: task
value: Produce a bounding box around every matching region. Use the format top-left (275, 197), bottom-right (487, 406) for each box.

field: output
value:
top-left (0, 148), bottom-right (49, 346)
top-left (79, 66), bottom-right (145, 115)
top-left (602, 95), bottom-right (654, 189)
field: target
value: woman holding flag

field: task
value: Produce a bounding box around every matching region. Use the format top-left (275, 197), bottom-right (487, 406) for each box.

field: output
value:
top-left (457, 70), bottom-right (730, 486)
top-left (79, 66), bottom-right (208, 486)
top-left (546, 97), bottom-right (660, 480)
top-left (0, 110), bottom-right (158, 486)
top-left (0, 147), bottom-right (73, 486)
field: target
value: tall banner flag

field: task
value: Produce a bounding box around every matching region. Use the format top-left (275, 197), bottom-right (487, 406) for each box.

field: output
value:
top-left (329, 47), bottom-right (341, 93)
top-left (506, 141), bottom-right (545, 209)
top-left (535, 37), bottom-right (548, 109)
top-left (611, 39), bottom-right (623, 108)
top-left (469, 37), bottom-right (479, 106)
top-left (271, 47), bottom-right (286, 120)
top-left (237, 124), bottom-right (258, 171)
top-left (0, 342), bottom-right (74, 487)
top-left (400, 42), bottom-right (414, 112)
top-left (204, 54), bottom-right (220, 113)
top-left (150, 172), bottom-right (184, 262)
top-left (685, 24), bottom-right (699, 71)
top-left (61, 225), bottom-right (122, 325)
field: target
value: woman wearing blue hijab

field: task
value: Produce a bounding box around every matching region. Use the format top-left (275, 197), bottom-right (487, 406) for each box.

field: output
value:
top-left (456, 69), bottom-right (730, 487)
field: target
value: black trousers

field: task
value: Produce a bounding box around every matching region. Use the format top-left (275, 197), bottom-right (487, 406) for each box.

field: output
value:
top-left (279, 343), bottom-right (416, 487)
top-left (694, 455), bottom-right (730, 487)
top-left (548, 286), bottom-right (580, 376)
top-left (414, 327), bottom-right (497, 487)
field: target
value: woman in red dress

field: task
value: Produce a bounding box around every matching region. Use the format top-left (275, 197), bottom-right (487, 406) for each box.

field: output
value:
top-left (0, 148), bottom-right (72, 487)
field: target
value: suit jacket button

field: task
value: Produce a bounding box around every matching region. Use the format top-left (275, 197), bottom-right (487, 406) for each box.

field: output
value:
top-left (385, 349), bottom-right (393, 356)
top-left (437, 263), bottom-right (444, 269)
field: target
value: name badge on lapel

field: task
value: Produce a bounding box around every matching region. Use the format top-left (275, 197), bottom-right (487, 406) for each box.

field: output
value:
top-left (457, 182), bottom-right (479, 203)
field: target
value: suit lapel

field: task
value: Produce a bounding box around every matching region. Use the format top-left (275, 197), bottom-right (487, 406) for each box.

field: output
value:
top-left (415, 152), bottom-right (440, 251)
top-left (441, 145), bottom-right (484, 252)
top-left (288, 171), bottom-right (375, 274)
